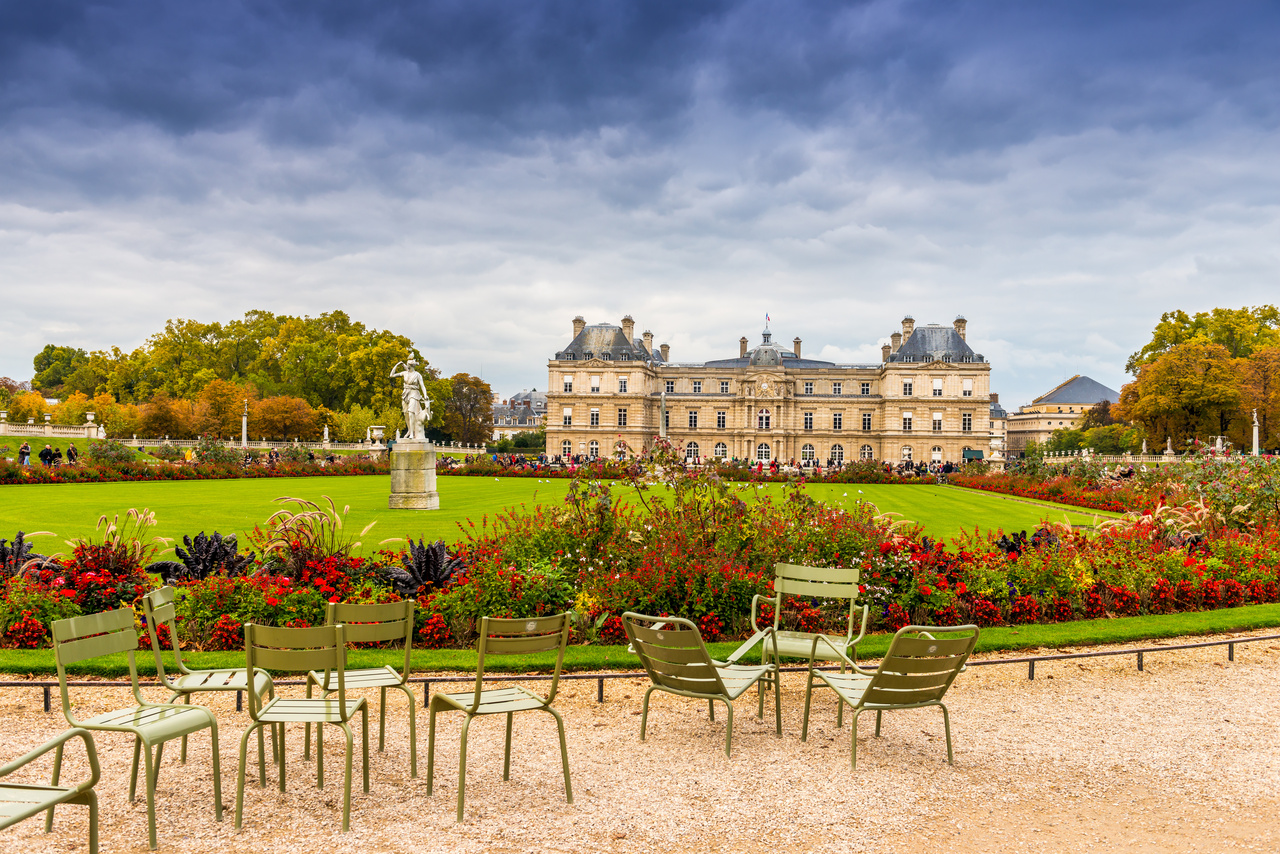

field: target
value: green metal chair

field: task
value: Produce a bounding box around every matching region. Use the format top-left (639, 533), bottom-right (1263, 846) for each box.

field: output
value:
top-left (304, 599), bottom-right (417, 777)
top-left (52, 608), bottom-right (223, 850)
top-left (724, 562), bottom-right (869, 718)
top-left (622, 612), bottom-right (781, 757)
top-left (236, 623), bottom-right (370, 833)
top-left (426, 613), bottom-right (573, 822)
top-left (801, 624), bottom-right (979, 769)
top-left (1, 728), bottom-right (100, 854)
top-left (142, 586), bottom-right (276, 770)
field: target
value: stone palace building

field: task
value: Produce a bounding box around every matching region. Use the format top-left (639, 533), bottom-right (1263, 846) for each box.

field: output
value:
top-left (545, 314), bottom-right (992, 464)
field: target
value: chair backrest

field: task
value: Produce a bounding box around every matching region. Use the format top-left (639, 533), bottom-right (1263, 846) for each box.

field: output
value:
top-left (861, 625), bottom-right (979, 709)
top-left (244, 623), bottom-right (350, 720)
top-left (467, 613), bottom-right (571, 710)
top-left (772, 561), bottom-right (862, 629)
top-left (324, 599), bottom-right (415, 675)
top-left (141, 586), bottom-right (187, 686)
top-left (622, 612), bottom-right (727, 700)
top-left (51, 608), bottom-right (144, 724)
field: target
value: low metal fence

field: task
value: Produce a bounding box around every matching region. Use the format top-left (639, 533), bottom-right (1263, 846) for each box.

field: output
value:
top-left (6, 632), bottom-right (1276, 714)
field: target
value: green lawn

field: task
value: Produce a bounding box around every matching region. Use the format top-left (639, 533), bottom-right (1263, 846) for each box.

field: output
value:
top-left (0, 475), bottom-right (1106, 558)
top-left (8, 603), bottom-right (1277, 677)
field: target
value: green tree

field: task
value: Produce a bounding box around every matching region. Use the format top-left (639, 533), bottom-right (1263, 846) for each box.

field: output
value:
top-left (32, 344), bottom-right (88, 391)
top-left (1127, 305), bottom-right (1280, 374)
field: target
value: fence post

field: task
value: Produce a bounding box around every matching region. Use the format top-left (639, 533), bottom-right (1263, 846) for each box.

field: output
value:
top-left (1027, 660), bottom-right (1035, 680)
top-left (43, 685), bottom-right (51, 713)
top-left (597, 677), bottom-right (604, 703)
top-left (1137, 651), bottom-right (1144, 672)
top-left (1229, 642), bottom-right (1235, 662)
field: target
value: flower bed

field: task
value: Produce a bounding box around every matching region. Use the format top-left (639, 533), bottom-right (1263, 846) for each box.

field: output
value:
top-left (948, 472), bottom-right (1151, 513)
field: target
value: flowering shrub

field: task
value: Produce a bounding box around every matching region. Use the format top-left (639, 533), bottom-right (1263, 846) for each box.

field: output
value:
top-left (416, 613), bottom-right (452, 649)
top-left (5, 610), bottom-right (48, 648)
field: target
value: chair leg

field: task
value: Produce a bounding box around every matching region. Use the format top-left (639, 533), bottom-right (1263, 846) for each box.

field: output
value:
top-left (547, 707), bottom-right (573, 804)
top-left (503, 711), bottom-right (513, 781)
top-left (86, 790), bottom-right (99, 854)
top-left (278, 724), bottom-right (288, 793)
top-left (317, 717), bottom-right (325, 790)
top-left (256, 721), bottom-right (267, 785)
top-left (44, 739), bottom-right (65, 832)
top-left (457, 715), bottom-right (473, 823)
top-left (723, 700), bottom-right (735, 758)
top-left (639, 687), bottom-right (656, 742)
top-left (850, 709), bottom-right (860, 772)
top-left (304, 678), bottom-right (314, 760)
top-left (708, 698), bottom-right (715, 721)
top-left (235, 724), bottom-right (258, 829)
top-left (208, 720), bottom-right (223, 822)
top-left (772, 669), bottom-right (782, 737)
top-left (801, 669), bottom-right (816, 741)
top-left (361, 704), bottom-right (370, 793)
top-left (341, 722), bottom-right (355, 833)
top-left (399, 684), bottom-right (418, 778)
top-left (142, 742), bottom-right (158, 850)
top-left (180, 694), bottom-right (191, 763)
top-left (426, 702), bottom-right (439, 796)
top-left (875, 710), bottom-right (883, 737)
top-left (379, 686), bottom-right (388, 752)
top-left (941, 703), bottom-right (954, 764)
top-left (128, 737), bottom-right (142, 803)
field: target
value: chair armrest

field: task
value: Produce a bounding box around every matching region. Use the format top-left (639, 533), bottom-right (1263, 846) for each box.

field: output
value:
top-left (750, 593), bottom-right (781, 634)
top-left (848, 604), bottom-right (870, 649)
top-left (0, 728), bottom-right (100, 792)
top-left (716, 626), bottom-right (776, 666)
top-left (806, 634), bottom-right (857, 670)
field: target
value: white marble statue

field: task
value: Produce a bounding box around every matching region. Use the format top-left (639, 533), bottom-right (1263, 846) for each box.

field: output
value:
top-left (390, 358), bottom-right (432, 441)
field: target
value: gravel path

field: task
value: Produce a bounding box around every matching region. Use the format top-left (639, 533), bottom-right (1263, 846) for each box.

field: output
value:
top-left (2, 630), bottom-right (1278, 853)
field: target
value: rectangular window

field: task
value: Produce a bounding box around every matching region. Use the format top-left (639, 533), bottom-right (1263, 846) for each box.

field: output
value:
top-left (590, 408), bottom-right (600, 426)
top-left (692, 380), bottom-right (702, 394)
top-left (590, 376), bottom-right (600, 393)
top-left (720, 380), bottom-right (730, 394)
top-left (803, 412), bottom-right (813, 430)
top-left (688, 411), bottom-right (698, 429)
top-left (933, 378), bottom-right (944, 397)
top-left (902, 412), bottom-right (913, 432)
top-left (962, 412), bottom-right (973, 432)
top-left (563, 377), bottom-right (573, 393)
top-left (618, 377), bottom-right (628, 393)
top-left (617, 408), bottom-right (627, 426)
top-left (833, 382), bottom-right (842, 395)
top-left (963, 378), bottom-right (973, 397)
top-left (903, 381), bottom-right (913, 396)
top-left (933, 412), bottom-right (943, 431)
top-left (664, 410), bottom-right (670, 430)
top-left (665, 380), bottom-right (675, 394)
top-left (804, 381), bottom-right (814, 395)
top-left (862, 412), bottom-right (872, 431)
top-left (716, 411), bottom-right (726, 429)
top-left (861, 382), bottom-right (871, 396)
top-left (562, 407), bottom-right (573, 426)
top-left (833, 412), bottom-right (843, 431)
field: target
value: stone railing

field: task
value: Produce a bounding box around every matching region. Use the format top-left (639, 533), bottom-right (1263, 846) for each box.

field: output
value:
top-left (0, 414), bottom-right (102, 439)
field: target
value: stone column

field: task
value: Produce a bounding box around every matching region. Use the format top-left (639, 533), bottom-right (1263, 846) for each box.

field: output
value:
top-left (389, 439), bottom-right (440, 510)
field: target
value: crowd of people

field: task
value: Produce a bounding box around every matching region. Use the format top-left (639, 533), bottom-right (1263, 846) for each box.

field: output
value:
top-left (15, 441), bottom-right (79, 467)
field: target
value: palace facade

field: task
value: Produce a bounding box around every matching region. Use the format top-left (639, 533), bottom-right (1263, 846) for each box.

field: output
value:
top-left (545, 315), bottom-right (992, 465)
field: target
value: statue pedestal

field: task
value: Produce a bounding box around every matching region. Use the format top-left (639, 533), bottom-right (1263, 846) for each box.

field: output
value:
top-left (389, 440), bottom-right (439, 510)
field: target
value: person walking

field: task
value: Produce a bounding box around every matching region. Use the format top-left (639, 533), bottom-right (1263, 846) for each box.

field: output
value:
top-left (66, 443), bottom-right (78, 464)
top-left (18, 441), bottom-right (30, 465)
top-left (38, 444), bottom-right (54, 466)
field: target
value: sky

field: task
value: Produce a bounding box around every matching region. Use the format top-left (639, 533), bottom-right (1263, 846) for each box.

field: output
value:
top-left (3, 0), bottom-right (1280, 408)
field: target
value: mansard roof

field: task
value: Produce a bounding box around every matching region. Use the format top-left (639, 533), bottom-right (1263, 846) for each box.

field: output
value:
top-left (1032, 375), bottom-right (1121, 406)
top-left (887, 324), bottom-right (982, 363)
top-left (555, 323), bottom-right (661, 363)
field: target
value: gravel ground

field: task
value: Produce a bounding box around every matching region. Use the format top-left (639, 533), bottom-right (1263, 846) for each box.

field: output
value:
top-left (3, 630), bottom-right (1278, 853)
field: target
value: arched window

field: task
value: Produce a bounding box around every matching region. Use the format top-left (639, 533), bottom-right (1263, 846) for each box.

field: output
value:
top-left (685, 441), bottom-right (700, 460)
top-left (860, 444), bottom-right (874, 460)
top-left (901, 446), bottom-right (913, 461)
top-left (757, 408), bottom-right (771, 429)
top-left (561, 440), bottom-right (571, 457)
top-left (801, 443), bottom-right (815, 461)
top-left (588, 440), bottom-right (599, 458)
top-left (714, 442), bottom-right (728, 458)
top-left (931, 445), bottom-right (943, 462)
top-left (756, 443), bottom-right (771, 461)
top-left (831, 444), bottom-right (844, 464)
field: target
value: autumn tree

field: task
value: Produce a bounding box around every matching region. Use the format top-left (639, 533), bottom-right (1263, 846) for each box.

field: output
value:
top-left (252, 396), bottom-right (320, 441)
top-left (1116, 342), bottom-right (1242, 448)
top-left (7, 391), bottom-right (50, 423)
top-left (1077, 399), bottom-right (1120, 430)
top-left (139, 390), bottom-right (189, 439)
top-left (442, 374), bottom-right (493, 445)
top-left (1239, 345), bottom-right (1280, 450)
top-left (1127, 306), bottom-right (1280, 374)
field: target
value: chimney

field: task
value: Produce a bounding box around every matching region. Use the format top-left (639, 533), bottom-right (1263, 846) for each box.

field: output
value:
top-left (882, 343), bottom-right (891, 362)
top-left (793, 337), bottom-right (802, 358)
top-left (642, 330), bottom-right (654, 354)
top-left (890, 332), bottom-right (902, 353)
top-left (954, 315), bottom-right (967, 340)
top-left (621, 315), bottom-right (635, 343)
top-left (989, 392), bottom-right (999, 403)
top-left (659, 343), bottom-right (670, 362)
top-left (902, 315), bottom-right (915, 340)
top-left (572, 315), bottom-right (586, 337)
top-left (739, 336), bottom-right (749, 358)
